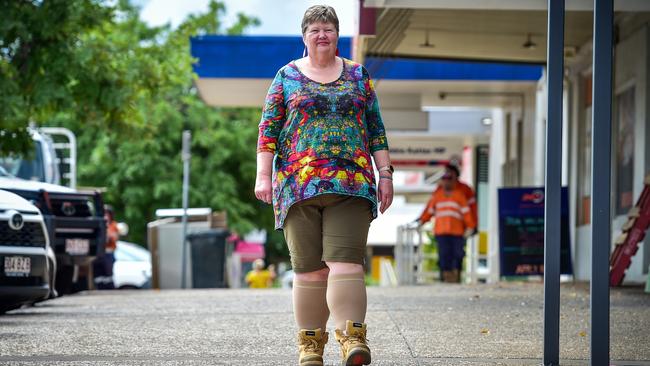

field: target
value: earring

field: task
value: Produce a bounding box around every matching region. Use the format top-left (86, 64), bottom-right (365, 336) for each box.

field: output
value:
top-left (303, 47), bottom-right (307, 57)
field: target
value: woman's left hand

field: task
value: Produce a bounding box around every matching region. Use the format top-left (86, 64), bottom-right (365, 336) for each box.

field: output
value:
top-left (378, 176), bottom-right (393, 214)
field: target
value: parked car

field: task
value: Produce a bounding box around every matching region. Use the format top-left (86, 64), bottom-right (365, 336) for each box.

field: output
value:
top-left (113, 241), bottom-right (151, 289)
top-left (0, 168), bottom-right (106, 295)
top-left (0, 189), bottom-right (51, 313)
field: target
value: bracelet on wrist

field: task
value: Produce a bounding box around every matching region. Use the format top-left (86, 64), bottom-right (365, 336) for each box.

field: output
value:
top-left (378, 164), bottom-right (395, 174)
top-left (379, 176), bottom-right (393, 181)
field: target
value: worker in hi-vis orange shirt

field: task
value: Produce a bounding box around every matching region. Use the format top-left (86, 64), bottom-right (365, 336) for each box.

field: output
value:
top-left (417, 164), bottom-right (476, 283)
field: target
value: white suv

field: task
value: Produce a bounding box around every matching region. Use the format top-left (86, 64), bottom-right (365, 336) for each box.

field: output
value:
top-left (0, 189), bottom-right (51, 313)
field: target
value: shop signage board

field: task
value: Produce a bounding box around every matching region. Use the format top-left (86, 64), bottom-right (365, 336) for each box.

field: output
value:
top-left (387, 134), bottom-right (464, 167)
top-left (497, 187), bottom-right (573, 276)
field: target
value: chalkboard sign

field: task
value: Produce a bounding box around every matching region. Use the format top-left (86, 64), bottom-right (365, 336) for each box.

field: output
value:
top-left (498, 187), bottom-right (572, 276)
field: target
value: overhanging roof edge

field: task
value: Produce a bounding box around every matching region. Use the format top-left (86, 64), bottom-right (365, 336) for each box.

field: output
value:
top-left (362, 0), bottom-right (650, 11)
top-left (365, 53), bottom-right (546, 66)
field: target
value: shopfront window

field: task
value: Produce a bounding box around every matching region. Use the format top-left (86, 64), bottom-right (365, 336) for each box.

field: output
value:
top-left (613, 86), bottom-right (635, 216)
top-left (577, 75), bottom-right (592, 225)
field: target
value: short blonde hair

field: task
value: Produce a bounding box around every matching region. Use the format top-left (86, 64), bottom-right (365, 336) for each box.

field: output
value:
top-left (253, 259), bottom-right (265, 270)
top-left (301, 5), bottom-right (339, 35)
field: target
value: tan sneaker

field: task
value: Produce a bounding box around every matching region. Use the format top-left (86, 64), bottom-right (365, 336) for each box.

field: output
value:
top-left (334, 320), bottom-right (371, 366)
top-left (297, 328), bottom-right (328, 366)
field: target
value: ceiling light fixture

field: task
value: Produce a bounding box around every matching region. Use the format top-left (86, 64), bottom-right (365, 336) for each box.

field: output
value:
top-left (481, 117), bottom-right (493, 126)
top-left (420, 29), bottom-right (435, 48)
top-left (522, 33), bottom-right (537, 50)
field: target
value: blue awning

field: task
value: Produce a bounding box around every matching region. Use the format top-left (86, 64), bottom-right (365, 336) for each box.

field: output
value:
top-left (191, 35), bottom-right (543, 82)
top-left (365, 57), bottom-right (543, 81)
top-left (191, 35), bottom-right (352, 79)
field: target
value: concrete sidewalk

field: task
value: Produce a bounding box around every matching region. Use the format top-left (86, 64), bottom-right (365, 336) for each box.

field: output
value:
top-left (0, 283), bottom-right (648, 365)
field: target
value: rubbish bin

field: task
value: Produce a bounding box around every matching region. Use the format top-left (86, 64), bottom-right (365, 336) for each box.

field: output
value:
top-left (187, 229), bottom-right (230, 288)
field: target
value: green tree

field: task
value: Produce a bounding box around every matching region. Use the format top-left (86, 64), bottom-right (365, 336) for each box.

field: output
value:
top-left (1, 0), bottom-right (113, 154)
top-left (2, 1), bottom-right (289, 259)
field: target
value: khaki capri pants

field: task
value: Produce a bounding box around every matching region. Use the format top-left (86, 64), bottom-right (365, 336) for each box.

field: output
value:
top-left (283, 194), bottom-right (372, 273)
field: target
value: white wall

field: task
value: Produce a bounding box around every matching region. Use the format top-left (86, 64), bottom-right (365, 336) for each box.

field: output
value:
top-left (568, 22), bottom-right (649, 282)
top-left (427, 109), bottom-right (492, 135)
top-left (487, 108), bottom-right (505, 283)
top-left (382, 109), bottom-right (429, 131)
top-left (522, 89), bottom-right (540, 187)
top-left (566, 38), bottom-right (592, 281)
top-left (613, 24), bottom-right (649, 283)
top-left (499, 88), bottom-right (538, 187)
top-left (531, 70), bottom-right (570, 189)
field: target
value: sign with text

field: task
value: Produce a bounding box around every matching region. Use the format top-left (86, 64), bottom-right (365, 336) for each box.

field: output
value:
top-left (497, 187), bottom-right (573, 276)
top-left (387, 135), bottom-right (464, 167)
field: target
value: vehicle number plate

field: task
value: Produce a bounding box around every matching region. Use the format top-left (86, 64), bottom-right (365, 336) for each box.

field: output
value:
top-left (4, 256), bottom-right (31, 277)
top-left (65, 238), bottom-right (90, 255)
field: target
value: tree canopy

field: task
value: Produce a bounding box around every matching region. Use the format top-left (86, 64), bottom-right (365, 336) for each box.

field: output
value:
top-left (1, 0), bottom-right (288, 259)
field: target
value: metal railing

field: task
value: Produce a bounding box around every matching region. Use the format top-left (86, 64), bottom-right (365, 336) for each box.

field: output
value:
top-left (40, 127), bottom-right (77, 189)
top-left (395, 222), bottom-right (438, 285)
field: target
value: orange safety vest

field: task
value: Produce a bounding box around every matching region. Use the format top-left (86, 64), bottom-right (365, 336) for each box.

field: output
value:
top-left (456, 181), bottom-right (478, 226)
top-left (106, 221), bottom-right (118, 252)
top-left (419, 187), bottom-right (476, 236)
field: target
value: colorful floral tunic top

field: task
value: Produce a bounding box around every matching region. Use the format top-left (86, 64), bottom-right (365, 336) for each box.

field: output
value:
top-left (257, 57), bottom-right (388, 229)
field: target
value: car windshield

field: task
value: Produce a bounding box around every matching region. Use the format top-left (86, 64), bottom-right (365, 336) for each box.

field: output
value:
top-left (0, 141), bottom-right (45, 182)
top-left (0, 166), bottom-right (11, 177)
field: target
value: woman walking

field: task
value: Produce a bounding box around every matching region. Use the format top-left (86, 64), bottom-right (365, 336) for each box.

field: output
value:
top-left (254, 5), bottom-right (393, 365)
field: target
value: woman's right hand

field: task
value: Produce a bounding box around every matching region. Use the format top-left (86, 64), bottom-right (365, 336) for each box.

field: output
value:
top-left (255, 152), bottom-right (274, 205)
top-left (254, 175), bottom-right (273, 204)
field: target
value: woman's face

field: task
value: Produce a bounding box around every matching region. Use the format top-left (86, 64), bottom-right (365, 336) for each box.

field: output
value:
top-left (303, 21), bottom-right (338, 56)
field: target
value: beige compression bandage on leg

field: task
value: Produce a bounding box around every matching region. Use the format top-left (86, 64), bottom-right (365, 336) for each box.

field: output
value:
top-left (326, 273), bottom-right (367, 331)
top-left (293, 279), bottom-right (330, 330)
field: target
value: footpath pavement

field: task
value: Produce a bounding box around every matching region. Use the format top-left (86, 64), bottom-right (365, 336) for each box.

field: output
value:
top-left (0, 282), bottom-right (648, 365)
